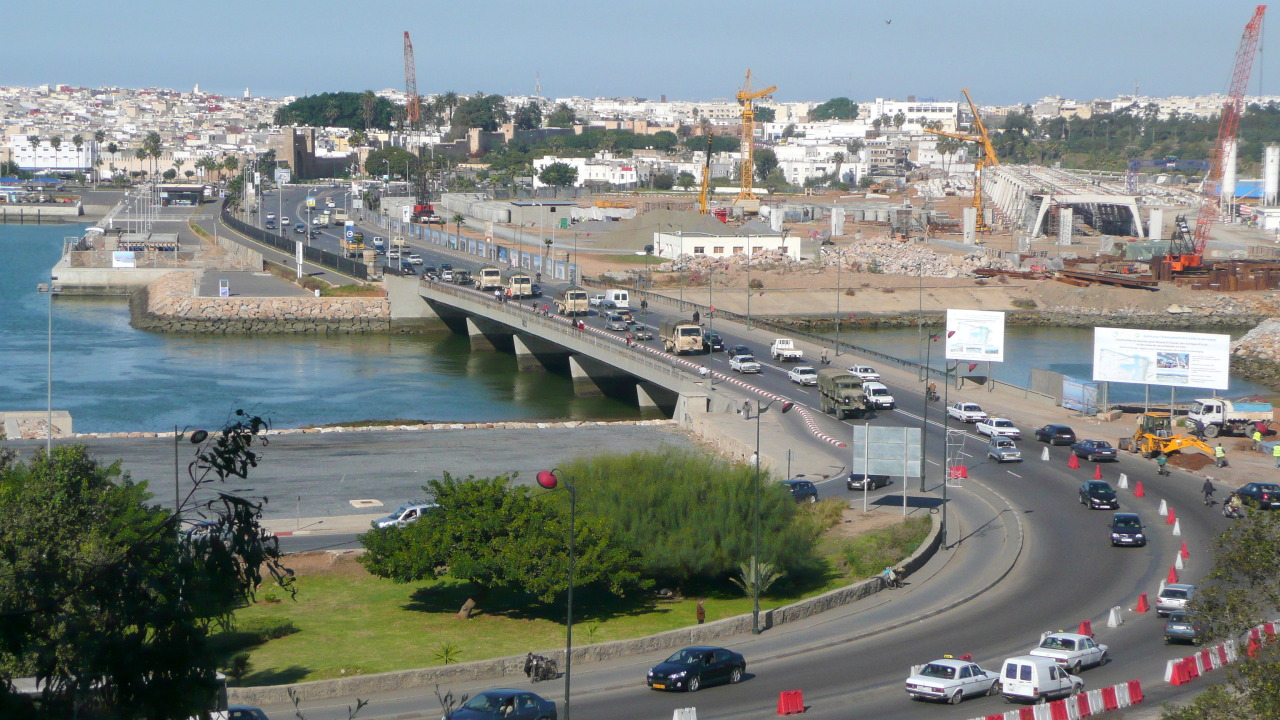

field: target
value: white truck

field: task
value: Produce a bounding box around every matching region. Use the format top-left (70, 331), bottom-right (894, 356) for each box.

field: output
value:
top-left (771, 338), bottom-right (804, 362)
top-left (1186, 398), bottom-right (1274, 438)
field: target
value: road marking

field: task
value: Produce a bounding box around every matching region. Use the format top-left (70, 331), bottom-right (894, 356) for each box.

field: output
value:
top-left (1007, 471), bottom-right (1023, 478)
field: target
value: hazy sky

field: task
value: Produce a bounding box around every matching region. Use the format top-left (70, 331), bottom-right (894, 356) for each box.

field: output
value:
top-left (4, 1), bottom-right (1274, 105)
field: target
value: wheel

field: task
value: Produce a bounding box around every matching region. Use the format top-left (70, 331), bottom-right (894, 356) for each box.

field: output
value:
top-left (1204, 423), bottom-right (1220, 438)
top-left (1098, 651), bottom-right (1108, 666)
top-left (1036, 693), bottom-right (1049, 705)
top-left (1072, 683), bottom-right (1083, 696)
top-left (687, 675), bottom-right (700, 692)
top-left (1069, 660), bottom-right (1081, 674)
top-left (987, 681), bottom-right (1001, 697)
top-left (808, 495), bottom-right (817, 504)
top-left (949, 689), bottom-right (963, 705)
top-left (729, 667), bottom-right (743, 684)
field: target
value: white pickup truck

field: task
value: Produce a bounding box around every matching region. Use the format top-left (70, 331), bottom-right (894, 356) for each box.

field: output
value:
top-left (588, 294), bottom-right (606, 308)
top-left (947, 402), bottom-right (989, 423)
top-left (771, 339), bottom-right (804, 362)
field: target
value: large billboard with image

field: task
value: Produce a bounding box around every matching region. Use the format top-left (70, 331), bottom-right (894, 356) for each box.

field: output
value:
top-left (945, 309), bottom-right (1006, 362)
top-left (1092, 327), bottom-right (1230, 389)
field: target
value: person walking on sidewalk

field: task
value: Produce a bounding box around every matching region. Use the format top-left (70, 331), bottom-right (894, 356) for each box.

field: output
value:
top-left (1203, 477), bottom-right (1217, 506)
top-left (1156, 452), bottom-right (1169, 476)
top-left (1215, 443), bottom-right (1228, 468)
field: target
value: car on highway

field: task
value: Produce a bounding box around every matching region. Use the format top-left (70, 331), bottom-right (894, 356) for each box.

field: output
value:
top-left (849, 365), bottom-right (880, 381)
top-left (423, 265), bottom-right (438, 278)
top-left (703, 332), bottom-right (725, 353)
top-left (226, 706), bottom-right (271, 720)
top-left (646, 646), bottom-right (745, 692)
top-left (407, 254), bottom-right (423, 265)
top-left (1156, 584), bottom-right (1195, 617)
top-left (1071, 439), bottom-right (1118, 462)
top-left (729, 354), bottom-right (762, 373)
top-left (281, 216), bottom-right (290, 226)
top-left (613, 308), bottom-right (635, 323)
top-left (904, 657), bottom-right (1001, 704)
top-left (326, 198), bottom-right (336, 208)
top-left (1030, 632), bottom-right (1108, 673)
top-left (293, 222), bottom-right (306, 234)
top-left (387, 248), bottom-right (401, 260)
top-left (1079, 480), bottom-right (1119, 509)
top-left (440, 268), bottom-right (455, 282)
top-left (373, 501), bottom-right (437, 529)
top-left (1164, 612), bottom-right (1200, 645)
top-left (1236, 482), bottom-right (1280, 509)
top-left (788, 366), bottom-right (818, 385)
top-left (372, 236), bottom-right (385, 250)
top-left (976, 417), bottom-right (1021, 439)
top-left (947, 402), bottom-right (988, 423)
top-left (396, 264), bottom-right (416, 277)
top-left (630, 324), bottom-right (653, 341)
top-left (530, 283), bottom-right (543, 297)
top-left (845, 472), bottom-right (891, 490)
top-left (987, 437), bottom-right (1021, 463)
top-left (604, 314), bottom-right (629, 331)
top-left (726, 344), bottom-right (751, 359)
top-left (1000, 656), bottom-right (1083, 704)
top-left (1034, 424), bottom-right (1077, 445)
top-left (588, 294), bottom-right (606, 308)
top-left (782, 478), bottom-right (818, 503)
top-left (443, 689), bottom-right (556, 720)
top-left (863, 382), bottom-right (896, 410)
top-left (1109, 512), bottom-right (1147, 547)
top-left (453, 270), bottom-right (472, 285)
top-left (308, 228), bottom-right (321, 239)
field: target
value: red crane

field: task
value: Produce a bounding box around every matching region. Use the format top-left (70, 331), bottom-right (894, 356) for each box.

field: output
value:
top-left (403, 31), bottom-right (419, 129)
top-left (1167, 5), bottom-right (1266, 274)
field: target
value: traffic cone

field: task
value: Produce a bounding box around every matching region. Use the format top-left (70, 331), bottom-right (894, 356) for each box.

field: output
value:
top-left (1078, 619), bottom-right (1094, 637)
top-left (1118, 473), bottom-right (1129, 489)
top-left (1175, 554), bottom-right (1184, 570)
top-left (1094, 464), bottom-right (1103, 480)
top-left (1181, 541), bottom-right (1190, 559)
top-left (1168, 507), bottom-right (1177, 525)
top-left (1068, 454), bottom-right (1080, 470)
top-left (1169, 566), bottom-right (1179, 584)
top-left (1159, 499), bottom-right (1168, 516)
top-left (1135, 481), bottom-right (1146, 498)
top-left (1042, 447), bottom-right (1050, 461)
top-left (1173, 519), bottom-right (1182, 536)
top-left (1136, 592), bottom-right (1150, 613)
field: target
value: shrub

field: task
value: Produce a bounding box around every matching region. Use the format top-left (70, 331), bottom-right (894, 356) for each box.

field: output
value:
top-left (236, 616), bottom-right (299, 642)
top-left (840, 516), bottom-right (931, 579)
top-left (224, 653), bottom-right (252, 685)
top-left (748, 278), bottom-right (764, 289)
top-left (1011, 298), bottom-right (1038, 309)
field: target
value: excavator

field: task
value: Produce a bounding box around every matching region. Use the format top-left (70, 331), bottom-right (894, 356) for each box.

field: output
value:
top-left (924, 89), bottom-right (998, 232)
top-left (1121, 412), bottom-right (1216, 459)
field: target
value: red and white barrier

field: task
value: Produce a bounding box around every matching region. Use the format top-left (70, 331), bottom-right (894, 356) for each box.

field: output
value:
top-left (1166, 619), bottom-right (1278, 685)
top-left (964, 680), bottom-right (1143, 720)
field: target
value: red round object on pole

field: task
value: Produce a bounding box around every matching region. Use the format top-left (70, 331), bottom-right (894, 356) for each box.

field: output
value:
top-left (536, 470), bottom-right (558, 489)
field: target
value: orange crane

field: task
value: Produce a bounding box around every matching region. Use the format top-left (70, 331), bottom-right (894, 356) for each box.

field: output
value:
top-left (698, 127), bottom-right (714, 214)
top-left (734, 69), bottom-right (776, 213)
top-left (403, 31), bottom-right (419, 129)
top-left (925, 89), bottom-right (998, 231)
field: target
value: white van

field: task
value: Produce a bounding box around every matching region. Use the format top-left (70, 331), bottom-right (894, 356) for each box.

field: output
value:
top-left (863, 381), bottom-right (896, 410)
top-left (603, 289), bottom-right (630, 309)
top-left (1000, 655), bottom-right (1082, 704)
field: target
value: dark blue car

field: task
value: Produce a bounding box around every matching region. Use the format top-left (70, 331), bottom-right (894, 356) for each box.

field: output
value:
top-left (1071, 439), bottom-right (1118, 462)
top-left (444, 689), bottom-right (556, 720)
top-left (647, 646), bottom-right (746, 692)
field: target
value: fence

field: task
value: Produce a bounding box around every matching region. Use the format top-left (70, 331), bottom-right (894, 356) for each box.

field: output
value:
top-left (221, 206), bottom-right (367, 281)
top-left (372, 211), bottom-right (579, 282)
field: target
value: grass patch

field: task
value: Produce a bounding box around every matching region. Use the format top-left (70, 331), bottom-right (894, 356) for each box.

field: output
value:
top-left (1011, 298), bottom-right (1038, 309)
top-left (837, 516), bottom-right (931, 579)
top-left (320, 284), bottom-right (385, 297)
top-left (190, 222), bottom-right (212, 240)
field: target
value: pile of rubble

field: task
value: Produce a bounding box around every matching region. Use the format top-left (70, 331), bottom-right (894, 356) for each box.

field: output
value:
top-left (828, 239), bottom-right (1020, 278)
top-left (1231, 319), bottom-right (1280, 390)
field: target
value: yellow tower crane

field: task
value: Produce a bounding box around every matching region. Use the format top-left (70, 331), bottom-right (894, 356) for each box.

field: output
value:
top-left (925, 89), bottom-right (999, 231)
top-left (734, 69), bottom-right (776, 214)
top-left (698, 130), bottom-right (714, 214)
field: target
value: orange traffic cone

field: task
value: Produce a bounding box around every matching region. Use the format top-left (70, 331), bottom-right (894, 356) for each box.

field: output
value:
top-left (1135, 481), bottom-right (1146, 497)
top-left (1068, 454), bottom-right (1080, 470)
top-left (1167, 507), bottom-right (1177, 525)
top-left (1093, 465), bottom-right (1102, 480)
top-left (1168, 566), bottom-right (1179, 584)
top-left (1078, 619), bottom-right (1094, 637)
top-left (1136, 592), bottom-right (1150, 613)
top-left (1181, 541), bottom-right (1190, 559)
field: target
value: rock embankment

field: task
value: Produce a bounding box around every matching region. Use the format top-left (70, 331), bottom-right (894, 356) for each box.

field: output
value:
top-left (131, 272), bottom-right (390, 334)
top-left (1232, 319), bottom-right (1280, 389)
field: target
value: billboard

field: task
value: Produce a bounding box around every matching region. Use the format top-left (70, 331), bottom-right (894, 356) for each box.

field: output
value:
top-left (945, 309), bottom-right (1006, 362)
top-left (1092, 327), bottom-right (1230, 390)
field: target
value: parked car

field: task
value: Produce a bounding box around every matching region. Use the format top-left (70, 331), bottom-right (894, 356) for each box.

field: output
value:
top-left (1030, 632), bottom-right (1108, 674)
top-left (987, 437), bottom-right (1022, 463)
top-left (630, 324), bottom-right (653, 341)
top-left (904, 657), bottom-right (1001, 704)
top-left (729, 354), bottom-right (762, 373)
top-left (845, 472), bottom-right (891, 491)
top-left (782, 478), bottom-right (818, 503)
top-left (976, 417), bottom-right (1021, 439)
top-left (1237, 482), bottom-right (1280, 509)
top-left (726, 345), bottom-right (752, 359)
top-left (1109, 512), bottom-right (1147, 547)
top-left (1156, 584), bottom-right (1195, 618)
top-left (443, 689), bottom-right (557, 720)
top-left (1072, 439), bottom-right (1118, 462)
top-left (1079, 481), bottom-right (1119, 510)
top-left (1034, 424), bottom-right (1077, 445)
top-left (788, 366), bottom-right (818, 385)
top-left (646, 646), bottom-right (746, 692)
top-left (947, 402), bottom-right (988, 423)
top-left (373, 501), bottom-right (437, 529)
top-left (1164, 612), bottom-right (1201, 645)
top-left (849, 365), bottom-right (881, 381)
top-left (703, 332), bottom-right (725, 353)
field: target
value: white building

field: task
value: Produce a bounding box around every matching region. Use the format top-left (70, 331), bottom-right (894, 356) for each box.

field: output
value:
top-left (652, 230), bottom-right (799, 261)
top-left (866, 98), bottom-right (962, 132)
top-left (532, 154), bottom-right (638, 189)
top-left (10, 135), bottom-right (96, 171)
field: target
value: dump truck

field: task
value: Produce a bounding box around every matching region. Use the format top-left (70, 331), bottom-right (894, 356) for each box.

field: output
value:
top-left (1186, 398), bottom-right (1274, 438)
top-left (555, 286), bottom-right (590, 316)
top-left (1120, 412), bottom-right (1215, 459)
top-left (475, 266), bottom-right (504, 291)
top-left (661, 318), bottom-right (704, 355)
top-left (817, 368), bottom-right (867, 419)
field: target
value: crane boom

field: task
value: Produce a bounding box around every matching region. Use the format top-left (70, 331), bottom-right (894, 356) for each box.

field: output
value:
top-left (925, 89), bottom-right (998, 231)
top-left (1170, 5), bottom-right (1266, 272)
top-left (734, 69), bottom-right (776, 210)
top-left (698, 131), bottom-right (714, 214)
top-left (403, 31), bottom-right (419, 129)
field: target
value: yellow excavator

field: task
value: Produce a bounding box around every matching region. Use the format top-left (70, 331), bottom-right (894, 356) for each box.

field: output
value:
top-left (1122, 412), bottom-right (1216, 459)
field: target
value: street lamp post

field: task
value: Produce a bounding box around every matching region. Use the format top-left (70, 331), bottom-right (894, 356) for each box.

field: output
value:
top-left (744, 399), bottom-right (793, 634)
top-left (36, 277), bottom-right (60, 454)
top-left (536, 469), bottom-right (577, 720)
top-left (834, 249), bottom-right (844, 356)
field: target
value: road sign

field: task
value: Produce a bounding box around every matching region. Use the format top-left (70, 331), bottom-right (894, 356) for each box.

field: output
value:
top-left (306, 196), bottom-right (316, 208)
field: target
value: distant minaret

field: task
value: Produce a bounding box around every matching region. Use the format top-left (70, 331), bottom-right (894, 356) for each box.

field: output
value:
top-left (244, 87), bottom-right (251, 99)
top-left (193, 83), bottom-right (200, 95)
top-left (536, 71), bottom-right (541, 98)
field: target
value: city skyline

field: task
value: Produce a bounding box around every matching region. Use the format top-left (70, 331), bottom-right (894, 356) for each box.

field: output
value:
top-left (3, 0), bottom-right (1274, 106)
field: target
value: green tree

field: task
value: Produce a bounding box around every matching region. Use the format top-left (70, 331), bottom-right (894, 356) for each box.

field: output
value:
top-left (163, 168), bottom-right (177, 181)
top-left (754, 106), bottom-right (776, 123)
top-left (93, 130), bottom-right (105, 145)
top-left (846, 139), bottom-right (865, 156)
top-left (892, 112), bottom-right (906, 130)
top-left (359, 474), bottom-right (645, 613)
top-left (760, 167), bottom-right (789, 194)
top-left (71, 134), bottom-right (84, 155)
top-left (360, 90), bottom-right (378, 129)
top-left (363, 146), bottom-right (419, 178)
top-left (754, 148), bottom-right (779, 182)
top-left (452, 212), bottom-right (465, 239)
top-left (222, 155), bottom-right (238, 172)
top-left (538, 161), bottom-right (578, 191)
top-left (513, 102), bottom-right (543, 131)
top-left (546, 102), bottom-right (577, 128)
top-left (676, 171), bottom-right (696, 190)
top-left (449, 93), bottom-right (511, 138)
top-left (106, 142), bottom-right (118, 157)
top-left (274, 91), bottom-right (398, 131)
top-left (652, 172), bottom-right (674, 190)
top-left (809, 97), bottom-right (859, 121)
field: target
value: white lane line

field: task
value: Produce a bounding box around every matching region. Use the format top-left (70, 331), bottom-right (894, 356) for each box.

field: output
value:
top-left (1007, 471), bottom-right (1023, 478)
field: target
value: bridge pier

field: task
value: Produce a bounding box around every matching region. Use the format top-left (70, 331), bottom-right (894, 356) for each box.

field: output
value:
top-left (466, 317), bottom-right (511, 352)
top-left (512, 336), bottom-right (546, 372)
top-left (569, 356), bottom-right (603, 397)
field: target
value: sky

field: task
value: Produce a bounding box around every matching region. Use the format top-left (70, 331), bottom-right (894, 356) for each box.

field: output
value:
top-left (3, 0), bottom-right (1275, 106)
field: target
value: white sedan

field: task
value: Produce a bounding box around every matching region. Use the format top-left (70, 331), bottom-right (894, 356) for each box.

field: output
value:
top-left (904, 657), bottom-right (1001, 704)
top-left (976, 417), bottom-right (1021, 439)
top-left (849, 365), bottom-right (880, 381)
top-left (407, 254), bottom-right (424, 266)
top-left (788, 366), bottom-right (818, 385)
top-left (729, 355), bottom-right (762, 374)
top-left (1030, 632), bottom-right (1109, 674)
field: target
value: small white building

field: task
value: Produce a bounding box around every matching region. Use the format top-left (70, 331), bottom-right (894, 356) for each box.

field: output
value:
top-left (652, 230), bottom-right (799, 261)
top-left (532, 154), bottom-right (638, 189)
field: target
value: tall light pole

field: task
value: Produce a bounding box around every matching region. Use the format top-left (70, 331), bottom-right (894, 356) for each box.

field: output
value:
top-left (834, 248), bottom-right (844, 356)
top-left (745, 235), bottom-right (753, 329)
top-left (37, 277), bottom-right (61, 454)
top-left (745, 399), bottom-right (793, 634)
top-left (536, 469), bottom-right (577, 720)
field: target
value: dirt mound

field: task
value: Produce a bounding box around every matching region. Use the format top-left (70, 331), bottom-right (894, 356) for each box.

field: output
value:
top-left (284, 550), bottom-right (369, 578)
top-left (1168, 453), bottom-right (1214, 471)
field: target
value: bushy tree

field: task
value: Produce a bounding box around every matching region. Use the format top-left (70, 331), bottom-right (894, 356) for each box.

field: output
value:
top-left (274, 91), bottom-right (398, 131)
top-left (676, 171), bottom-right (696, 190)
top-left (363, 146), bottom-right (420, 178)
top-left (538, 162), bottom-right (578, 189)
top-left (652, 173), bottom-right (674, 190)
top-left (449, 93), bottom-right (511, 137)
top-left (753, 148), bottom-right (779, 182)
top-left (809, 97), bottom-right (858, 121)
top-left (513, 102), bottom-right (542, 131)
top-left (754, 106), bottom-right (776, 123)
top-left (546, 103), bottom-right (577, 128)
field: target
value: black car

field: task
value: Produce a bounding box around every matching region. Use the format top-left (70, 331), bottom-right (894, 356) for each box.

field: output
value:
top-left (1109, 512), bottom-right (1147, 547)
top-left (1071, 439), bottom-right (1118, 461)
top-left (704, 332), bottom-right (725, 353)
top-left (1079, 480), bottom-right (1119, 510)
top-left (845, 473), bottom-right (891, 491)
top-left (1237, 482), bottom-right (1280, 509)
top-left (530, 283), bottom-right (543, 298)
top-left (782, 478), bottom-right (818, 503)
top-left (1035, 424), bottom-right (1077, 445)
top-left (397, 264), bottom-right (417, 277)
top-left (647, 646), bottom-right (746, 692)
top-left (423, 265), bottom-right (438, 278)
top-left (726, 344), bottom-right (751, 359)
top-left (440, 263), bottom-right (453, 272)
top-left (443, 689), bottom-right (556, 720)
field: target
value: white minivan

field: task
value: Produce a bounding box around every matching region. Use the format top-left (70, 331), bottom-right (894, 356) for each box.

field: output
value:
top-left (603, 289), bottom-right (630, 309)
top-left (863, 381), bottom-right (896, 410)
top-left (1000, 655), bottom-right (1082, 704)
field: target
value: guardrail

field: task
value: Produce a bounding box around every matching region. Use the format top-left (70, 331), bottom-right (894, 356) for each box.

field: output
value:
top-left (221, 205), bottom-right (367, 280)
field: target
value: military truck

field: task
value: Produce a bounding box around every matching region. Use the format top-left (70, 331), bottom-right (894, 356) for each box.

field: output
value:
top-left (475, 266), bottom-right (504, 291)
top-left (817, 368), bottom-right (867, 419)
top-left (660, 318), bottom-right (704, 355)
top-left (555, 286), bottom-right (590, 316)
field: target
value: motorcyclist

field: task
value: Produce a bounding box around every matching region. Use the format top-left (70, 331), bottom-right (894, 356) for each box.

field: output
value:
top-left (1224, 492), bottom-right (1244, 519)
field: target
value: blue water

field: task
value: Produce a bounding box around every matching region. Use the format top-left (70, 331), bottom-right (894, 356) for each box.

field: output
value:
top-left (0, 224), bottom-right (638, 433)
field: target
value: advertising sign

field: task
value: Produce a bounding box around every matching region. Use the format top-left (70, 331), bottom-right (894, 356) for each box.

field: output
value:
top-left (1092, 327), bottom-right (1230, 389)
top-left (305, 196), bottom-right (316, 208)
top-left (111, 251), bottom-right (136, 268)
top-left (945, 309), bottom-right (1006, 362)
top-left (218, 279), bottom-right (229, 298)
top-left (274, 168), bottom-right (292, 184)
top-left (344, 221), bottom-right (355, 240)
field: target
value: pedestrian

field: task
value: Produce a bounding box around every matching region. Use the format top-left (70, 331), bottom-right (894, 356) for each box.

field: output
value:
top-left (1156, 452), bottom-right (1169, 476)
top-left (494, 288), bottom-right (502, 302)
top-left (696, 601), bottom-right (706, 625)
top-left (699, 365), bottom-right (709, 380)
top-left (542, 303), bottom-right (549, 315)
top-left (692, 310), bottom-right (700, 325)
top-left (1215, 443), bottom-right (1227, 468)
top-left (1274, 443), bottom-right (1280, 468)
top-left (1254, 428), bottom-right (1264, 452)
top-left (821, 347), bottom-right (829, 365)
top-left (640, 298), bottom-right (648, 314)
top-left (1203, 476), bottom-right (1217, 506)
top-left (625, 332), bottom-right (633, 347)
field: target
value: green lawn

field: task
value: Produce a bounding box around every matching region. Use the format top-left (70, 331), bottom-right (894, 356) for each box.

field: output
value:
top-left (226, 512), bottom-right (929, 685)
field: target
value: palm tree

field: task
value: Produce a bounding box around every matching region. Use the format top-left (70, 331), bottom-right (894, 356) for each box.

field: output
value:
top-left (94, 130), bottom-right (105, 145)
top-left (71, 134), bottom-right (84, 153)
top-left (452, 212), bottom-right (465, 239)
top-left (831, 152), bottom-right (845, 184)
top-left (361, 90), bottom-right (377, 129)
top-left (107, 142), bottom-right (118, 158)
top-left (442, 91), bottom-right (459, 122)
top-left (173, 158), bottom-right (185, 178)
top-left (50, 136), bottom-right (62, 152)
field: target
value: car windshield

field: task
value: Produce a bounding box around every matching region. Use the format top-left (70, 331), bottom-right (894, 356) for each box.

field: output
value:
top-left (680, 328), bottom-right (702, 337)
top-left (919, 663), bottom-right (956, 679)
top-left (1092, 441), bottom-right (1112, 449)
top-left (1114, 516), bottom-right (1141, 529)
top-left (1041, 636), bottom-right (1075, 650)
top-left (995, 439), bottom-right (1013, 447)
top-left (1089, 483), bottom-right (1115, 495)
top-left (995, 420), bottom-right (1012, 427)
top-left (738, 356), bottom-right (756, 363)
top-left (666, 649), bottom-right (706, 664)
top-left (796, 369), bottom-right (815, 375)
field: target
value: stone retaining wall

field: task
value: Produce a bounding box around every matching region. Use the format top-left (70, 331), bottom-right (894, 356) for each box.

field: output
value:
top-left (131, 272), bottom-right (390, 334)
top-left (229, 513), bottom-right (942, 706)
